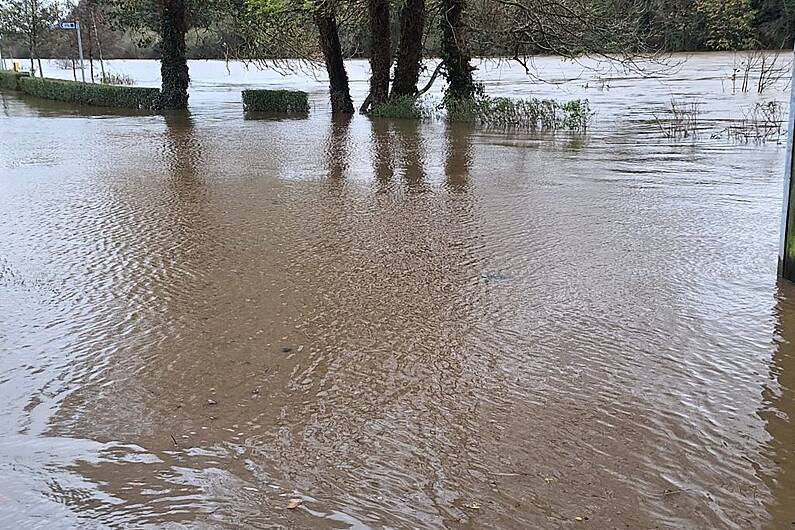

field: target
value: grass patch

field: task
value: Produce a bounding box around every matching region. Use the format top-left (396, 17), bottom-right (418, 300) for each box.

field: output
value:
top-left (445, 96), bottom-right (593, 131)
top-left (18, 76), bottom-right (159, 109)
top-left (242, 89), bottom-right (309, 113)
top-left (370, 95), bottom-right (431, 119)
top-left (0, 70), bottom-right (20, 91)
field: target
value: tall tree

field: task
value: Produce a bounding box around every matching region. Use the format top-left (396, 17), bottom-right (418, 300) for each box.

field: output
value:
top-left (0, 0), bottom-right (59, 77)
top-left (314, 7), bottom-right (354, 113)
top-left (391, 0), bottom-right (424, 97)
top-left (439, 0), bottom-right (475, 100)
top-left (366, 0), bottom-right (390, 106)
top-left (102, 0), bottom-right (234, 108)
top-left (159, 0), bottom-right (189, 108)
top-left (243, 0), bottom-right (354, 113)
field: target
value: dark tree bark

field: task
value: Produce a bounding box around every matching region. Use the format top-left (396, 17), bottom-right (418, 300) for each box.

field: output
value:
top-left (314, 12), bottom-right (354, 114)
top-left (366, 0), bottom-right (391, 107)
top-left (440, 0), bottom-right (475, 100)
top-left (159, 0), bottom-right (190, 109)
top-left (391, 0), bottom-right (425, 98)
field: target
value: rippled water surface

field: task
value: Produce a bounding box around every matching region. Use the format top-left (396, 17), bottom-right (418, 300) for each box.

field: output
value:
top-left (1, 53), bottom-right (795, 529)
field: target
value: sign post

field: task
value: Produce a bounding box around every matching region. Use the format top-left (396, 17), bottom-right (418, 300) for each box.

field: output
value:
top-left (57, 21), bottom-right (85, 82)
top-left (780, 42), bottom-right (795, 280)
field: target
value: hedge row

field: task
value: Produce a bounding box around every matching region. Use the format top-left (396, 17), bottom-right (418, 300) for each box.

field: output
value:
top-left (242, 89), bottom-right (309, 113)
top-left (0, 70), bottom-right (20, 91)
top-left (18, 76), bottom-right (160, 109)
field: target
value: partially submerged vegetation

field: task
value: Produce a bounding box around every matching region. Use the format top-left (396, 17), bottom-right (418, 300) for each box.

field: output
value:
top-left (0, 70), bottom-right (20, 91)
top-left (0, 71), bottom-right (159, 110)
top-left (652, 98), bottom-right (703, 139)
top-left (445, 96), bottom-right (593, 131)
top-left (370, 96), bottom-right (431, 120)
top-left (651, 97), bottom-right (785, 143)
top-left (242, 89), bottom-right (309, 113)
top-left (727, 101), bottom-right (784, 143)
top-left (370, 93), bottom-right (593, 131)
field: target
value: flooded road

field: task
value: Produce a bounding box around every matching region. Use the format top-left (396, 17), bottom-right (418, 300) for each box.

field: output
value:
top-left (1, 53), bottom-right (794, 529)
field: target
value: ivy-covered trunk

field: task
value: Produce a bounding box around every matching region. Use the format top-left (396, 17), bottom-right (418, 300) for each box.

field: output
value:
top-left (314, 12), bottom-right (354, 114)
top-left (367, 0), bottom-right (391, 106)
top-left (392, 0), bottom-right (424, 97)
top-left (159, 0), bottom-right (189, 110)
top-left (440, 0), bottom-right (475, 100)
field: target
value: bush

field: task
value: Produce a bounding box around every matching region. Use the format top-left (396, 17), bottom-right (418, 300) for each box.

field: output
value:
top-left (0, 70), bottom-right (20, 91)
top-left (18, 76), bottom-right (159, 109)
top-left (445, 96), bottom-right (593, 131)
top-left (242, 89), bottom-right (309, 113)
top-left (370, 95), bottom-right (431, 119)
top-left (101, 72), bottom-right (136, 86)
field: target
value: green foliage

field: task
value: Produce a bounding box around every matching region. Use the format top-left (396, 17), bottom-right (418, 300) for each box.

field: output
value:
top-left (18, 76), bottom-right (160, 109)
top-left (0, 70), bottom-right (21, 90)
top-left (445, 96), bottom-right (593, 131)
top-left (242, 89), bottom-right (309, 112)
top-left (369, 95), bottom-right (430, 119)
top-left (695, 0), bottom-right (756, 49)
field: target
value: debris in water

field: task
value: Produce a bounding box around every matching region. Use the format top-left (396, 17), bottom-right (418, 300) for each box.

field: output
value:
top-left (465, 502), bottom-right (481, 510)
top-left (287, 498), bottom-right (302, 509)
top-left (207, 399), bottom-right (218, 406)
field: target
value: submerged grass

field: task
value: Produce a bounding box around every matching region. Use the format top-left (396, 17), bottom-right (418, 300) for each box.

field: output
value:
top-left (445, 96), bottom-right (593, 131)
top-left (370, 95), bottom-right (432, 120)
top-left (370, 94), bottom-right (592, 131)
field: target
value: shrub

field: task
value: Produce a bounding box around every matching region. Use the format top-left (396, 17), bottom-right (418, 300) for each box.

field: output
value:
top-left (370, 95), bottom-right (431, 119)
top-left (101, 72), bottom-right (136, 86)
top-left (242, 89), bottom-right (309, 113)
top-left (0, 70), bottom-right (20, 91)
top-left (18, 76), bottom-right (159, 109)
top-left (445, 96), bottom-right (593, 131)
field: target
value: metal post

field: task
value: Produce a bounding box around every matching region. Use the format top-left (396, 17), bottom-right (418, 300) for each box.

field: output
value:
top-left (779, 42), bottom-right (795, 280)
top-left (76, 21), bottom-right (85, 83)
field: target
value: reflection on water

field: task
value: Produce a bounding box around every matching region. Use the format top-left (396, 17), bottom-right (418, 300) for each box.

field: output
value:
top-left (0, 53), bottom-right (793, 529)
top-left (762, 285), bottom-right (795, 528)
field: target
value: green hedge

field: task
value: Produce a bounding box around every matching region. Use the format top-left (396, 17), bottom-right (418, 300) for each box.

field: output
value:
top-left (242, 89), bottom-right (309, 113)
top-left (17, 76), bottom-right (160, 109)
top-left (0, 70), bottom-right (20, 91)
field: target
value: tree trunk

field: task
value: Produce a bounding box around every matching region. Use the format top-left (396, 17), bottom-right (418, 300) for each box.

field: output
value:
top-left (91, 10), bottom-right (106, 80)
top-left (314, 12), bottom-right (354, 114)
top-left (85, 13), bottom-right (95, 83)
top-left (440, 0), bottom-right (474, 100)
top-left (366, 0), bottom-right (391, 107)
top-left (159, 0), bottom-right (190, 110)
top-left (392, 0), bottom-right (425, 98)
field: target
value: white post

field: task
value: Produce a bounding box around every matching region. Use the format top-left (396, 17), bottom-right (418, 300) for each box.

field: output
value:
top-left (779, 42), bottom-right (795, 279)
top-left (76, 21), bottom-right (85, 83)
top-left (0, 39), bottom-right (5, 70)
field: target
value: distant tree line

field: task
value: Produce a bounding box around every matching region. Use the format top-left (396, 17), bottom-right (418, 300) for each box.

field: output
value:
top-left (0, 0), bottom-right (792, 111)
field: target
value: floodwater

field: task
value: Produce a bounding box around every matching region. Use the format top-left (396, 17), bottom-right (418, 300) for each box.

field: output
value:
top-left (0, 53), bottom-right (794, 529)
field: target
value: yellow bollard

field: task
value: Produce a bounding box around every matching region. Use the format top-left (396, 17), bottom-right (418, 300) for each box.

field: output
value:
top-left (13, 62), bottom-right (20, 72)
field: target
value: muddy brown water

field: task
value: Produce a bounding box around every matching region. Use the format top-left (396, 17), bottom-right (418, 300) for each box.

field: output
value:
top-left (1, 53), bottom-right (794, 529)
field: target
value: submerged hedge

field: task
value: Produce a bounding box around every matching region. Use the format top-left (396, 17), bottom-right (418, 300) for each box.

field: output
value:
top-left (242, 89), bottom-right (309, 113)
top-left (17, 77), bottom-right (160, 109)
top-left (0, 70), bottom-right (20, 91)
